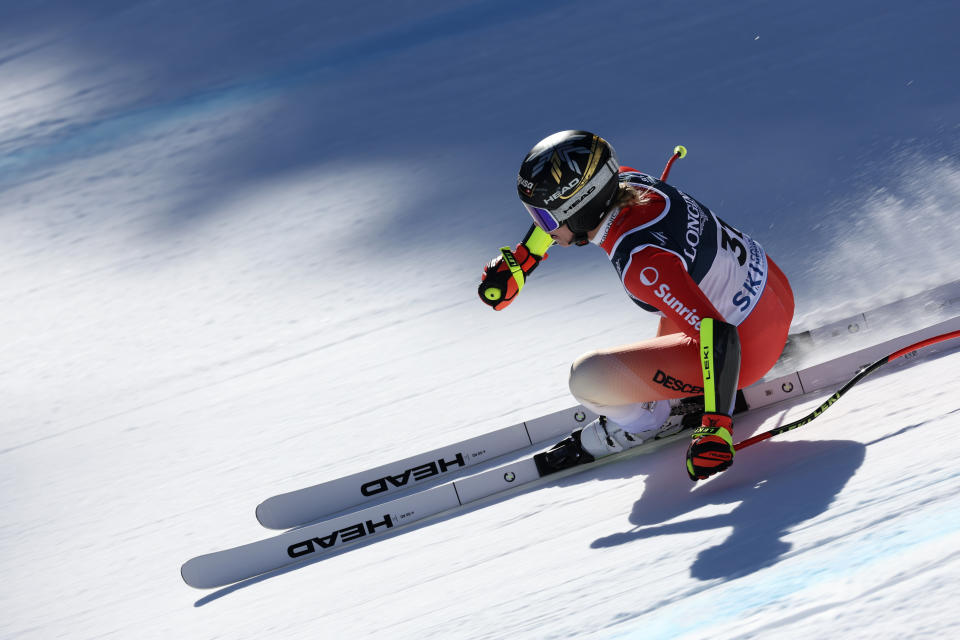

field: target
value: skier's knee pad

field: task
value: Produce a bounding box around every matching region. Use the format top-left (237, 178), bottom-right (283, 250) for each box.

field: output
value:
top-left (568, 350), bottom-right (629, 406)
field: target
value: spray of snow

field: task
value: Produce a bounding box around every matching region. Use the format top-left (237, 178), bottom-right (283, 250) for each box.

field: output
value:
top-left (794, 155), bottom-right (960, 331)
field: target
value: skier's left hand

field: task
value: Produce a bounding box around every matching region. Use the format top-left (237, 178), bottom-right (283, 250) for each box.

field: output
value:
top-left (686, 413), bottom-right (735, 481)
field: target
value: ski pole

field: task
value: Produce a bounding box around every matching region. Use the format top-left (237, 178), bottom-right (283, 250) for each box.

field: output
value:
top-left (734, 328), bottom-right (960, 451)
top-left (659, 145), bottom-right (687, 181)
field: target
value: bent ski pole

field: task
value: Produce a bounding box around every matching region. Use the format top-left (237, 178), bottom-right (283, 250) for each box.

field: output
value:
top-left (659, 145), bottom-right (687, 181)
top-left (734, 329), bottom-right (960, 451)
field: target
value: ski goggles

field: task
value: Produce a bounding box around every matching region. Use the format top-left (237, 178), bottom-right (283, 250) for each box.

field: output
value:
top-left (523, 203), bottom-right (563, 233)
top-left (521, 158), bottom-right (620, 233)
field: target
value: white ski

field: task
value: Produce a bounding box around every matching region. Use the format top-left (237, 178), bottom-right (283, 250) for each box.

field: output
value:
top-left (182, 317), bottom-right (960, 589)
top-left (183, 421), bottom-right (692, 590)
top-left (255, 405), bottom-right (600, 529)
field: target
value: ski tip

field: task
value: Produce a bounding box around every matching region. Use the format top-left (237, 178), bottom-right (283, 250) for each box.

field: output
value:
top-left (254, 500), bottom-right (274, 528)
top-left (180, 558), bottom-right (210, 589)
top-left (181, 555), bottom-right (240, 590)
top-left (255, 499), bottom-right (291, 530)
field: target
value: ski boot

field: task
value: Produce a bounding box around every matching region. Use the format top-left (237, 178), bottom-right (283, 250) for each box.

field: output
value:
top-left (534, 415), bottom-right (647, 475)
top-left (656, 396), bottom-right (705, 439)
top-left (534, 398), bottom-right (705, 476)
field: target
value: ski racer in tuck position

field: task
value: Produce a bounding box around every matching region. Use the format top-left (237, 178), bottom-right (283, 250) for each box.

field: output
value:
top-left (478, 131), bottom-right (795, 480)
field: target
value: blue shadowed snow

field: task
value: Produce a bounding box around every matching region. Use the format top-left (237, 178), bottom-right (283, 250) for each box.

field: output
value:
top-left (2, 0), bottom-right (958, 313)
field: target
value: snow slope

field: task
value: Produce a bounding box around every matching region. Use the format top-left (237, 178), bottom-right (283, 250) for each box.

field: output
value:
top-left (1, 1), bottom-right (959, 638)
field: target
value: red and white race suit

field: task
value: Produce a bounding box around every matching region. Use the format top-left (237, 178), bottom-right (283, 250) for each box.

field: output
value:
top-left (568, 168), bottom-right (795, 416)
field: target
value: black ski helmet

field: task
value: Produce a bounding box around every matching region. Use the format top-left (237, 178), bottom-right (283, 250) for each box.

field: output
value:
top-left (517, 130), bottom-right (620, 245)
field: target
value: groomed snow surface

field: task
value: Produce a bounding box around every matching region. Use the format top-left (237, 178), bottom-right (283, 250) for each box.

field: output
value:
top-left (2, 1), bottom-right (959, 638)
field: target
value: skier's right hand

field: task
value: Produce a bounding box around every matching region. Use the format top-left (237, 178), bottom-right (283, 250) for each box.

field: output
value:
top-left (478, 243), bottom-right (543, 310)
top-left (685, 413), bottom-right (735, 481)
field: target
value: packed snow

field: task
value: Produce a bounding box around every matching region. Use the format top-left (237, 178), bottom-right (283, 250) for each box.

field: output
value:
top-left (1, 1), bottom-right (959, 638)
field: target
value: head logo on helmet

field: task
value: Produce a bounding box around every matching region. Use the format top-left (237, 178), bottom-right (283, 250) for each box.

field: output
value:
top-left (517, 130), bottom-right (620, 245)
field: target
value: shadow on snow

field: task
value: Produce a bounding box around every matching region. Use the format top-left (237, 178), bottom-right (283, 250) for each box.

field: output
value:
top-left (590, 437), bottom-right (865, 581)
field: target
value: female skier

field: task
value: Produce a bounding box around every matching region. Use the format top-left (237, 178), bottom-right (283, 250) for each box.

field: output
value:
top-left (478, 131), bottom-right (795, 481)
